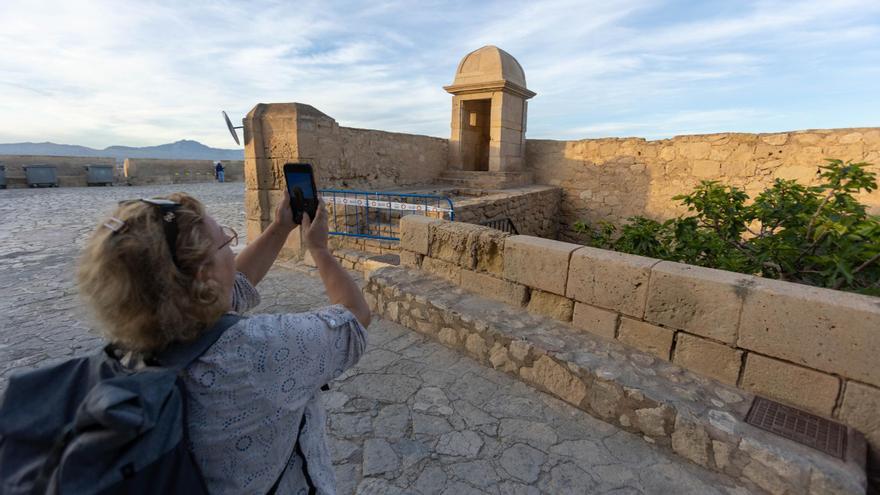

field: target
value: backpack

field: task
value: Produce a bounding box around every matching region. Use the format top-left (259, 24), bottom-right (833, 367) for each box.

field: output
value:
top-left (0, 315), bottom-right (242, 495)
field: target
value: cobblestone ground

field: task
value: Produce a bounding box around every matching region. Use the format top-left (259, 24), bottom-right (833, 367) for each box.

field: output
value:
top-left (0, 184), bottom-right (748, 494)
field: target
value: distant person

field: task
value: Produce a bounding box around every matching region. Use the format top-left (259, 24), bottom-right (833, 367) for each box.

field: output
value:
top-left (215, 161), bottom-right (225, 182)
top-left (2, 190), bottom-right (370, 493)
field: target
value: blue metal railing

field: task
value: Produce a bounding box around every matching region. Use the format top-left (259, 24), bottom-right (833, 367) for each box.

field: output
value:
top-left (319, 189), bottom-right (454, 241)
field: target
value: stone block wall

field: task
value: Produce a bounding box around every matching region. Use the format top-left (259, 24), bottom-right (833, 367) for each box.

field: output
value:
top-left (397, 216), bottom-right (880, 464)
top-left (124, 159), bottom-right (244, 185)
top-left (0, 155), bottom-right (117, 188)
top-left (453, 185), bottom-right (561, 237)
top-left (243, 103), bottom-right (448, 258)
top-left (525, 128), bottom-right (880, 240)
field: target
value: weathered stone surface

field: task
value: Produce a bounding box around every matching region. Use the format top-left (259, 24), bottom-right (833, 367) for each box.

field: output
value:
top-left (330, 437), bottom-right (360, 463)
top-left (421, 257), bottom-right (462, 285)
top-left (671, 415), bottom-right (711, 468)
top-left (635, 404), bottom-right (673, 437)
top-left (566, 246), bottom-right (656, 318)
top-left (741, 353), bottom-right (840, 415)
top-left (738, 277), bottom-right (880, 387)
top-left (343, 373), bottom-right (421, 403)
top-left (488, 343), bottom-right (518, 373)
top-left (438, 327), bottom-right (463, 347)
top-left (508, 340), bottom-right (533, 362)
top-left (400, 214), bottom-right (442, 255)
top-left (519, 355), bottom-right (587, 406)
top-left (447, 460), bottom-right (501, 489)
top-left (526, 289), bottom-right (574, 322)
top-left (399, 249), bottom-right (422, 268)
top-left (503, 235), bottom-right (580, 295)
top-left (460, 269), bottom-right (527, 306)
top-left (362, 438), bottom-right (399, 476)
top-left (673, 333), bottom-right (743, 385)
top-left (542, 462), bottom-right (597, 494)
top-left (473, 228), bottom-right (509, 276)
top-left (413, 387), bottom-right (454, 416)
top-left (355, 477), bottom-right (400, 495)
top-left (498, 419), bottom-right (558, 450)
top-left (617, 317), bottom-right (674, 360)
top-left (738, 437), bottom-right (811, 493)
top-left (412, 465), bottom-right (447, 495)
top-left (412, 412), bottom-right (453, 437)
top-left (571, 302), bottom-right (618, 340)
top-left (464, 333), bottom-right (488, 361)
top-left (330, 412), bottom-right (374, 438)
top-left (645, 261), bottom-right (752, 344)
top-left (499, 444), bottom-right (546, 483)
top-left (428, 221), bottom-right (484, 268)
top-left (435, 430), bottom-right (483, 457)
top-left (588, 379), bottom-right (623, 419)
top-left (712, 441), bottom-right (732, 471)
top-left (373, 404), bottom-right (411, 438)
top-left (838, 381), bottom-right (880, 452)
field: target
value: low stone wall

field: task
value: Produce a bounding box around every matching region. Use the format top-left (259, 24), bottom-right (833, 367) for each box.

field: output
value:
top-left (397, 215), bottom-right (880, 467)
top-left (525, 128), bottom-right (880, 241)
top-left (0, 155), bottom-right (118, 188)
top-left (454, 185), bottom-right (561, 237)
top-left (124, 159), bottom-right (244, 185)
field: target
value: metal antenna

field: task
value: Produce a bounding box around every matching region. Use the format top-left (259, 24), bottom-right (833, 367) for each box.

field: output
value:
top-left (222, 110), bottom-right (243, 146)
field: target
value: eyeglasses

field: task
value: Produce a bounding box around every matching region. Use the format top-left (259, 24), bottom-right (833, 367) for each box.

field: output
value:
top-left (118, 198), bottom-right (182, 266)
top-left (217, 225), bottom-right (238, 251)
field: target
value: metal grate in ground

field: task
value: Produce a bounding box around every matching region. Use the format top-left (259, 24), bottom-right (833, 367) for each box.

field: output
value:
top-left (745, 396), bottom-right (847, 459)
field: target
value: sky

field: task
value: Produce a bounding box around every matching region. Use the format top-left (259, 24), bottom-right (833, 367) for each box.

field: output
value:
top-left (0, 0), bottom-right (878, 149)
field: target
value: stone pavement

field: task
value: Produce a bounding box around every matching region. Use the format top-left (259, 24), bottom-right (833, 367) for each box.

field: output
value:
top-left (0, 184), bottom-right (749, 493)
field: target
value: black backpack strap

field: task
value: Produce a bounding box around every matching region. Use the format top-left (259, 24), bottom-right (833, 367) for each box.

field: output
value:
top-left (156, 314), bottom-right (243, 370)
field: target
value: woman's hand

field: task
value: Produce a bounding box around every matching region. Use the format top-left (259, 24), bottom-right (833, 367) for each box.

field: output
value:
top-left (271, 189), bottom-right (297, 233)
top-left (301, 198), bottom-right (329, 252)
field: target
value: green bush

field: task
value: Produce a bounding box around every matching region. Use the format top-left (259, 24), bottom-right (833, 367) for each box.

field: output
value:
top-left (573, 159), bottom-right (880, 295)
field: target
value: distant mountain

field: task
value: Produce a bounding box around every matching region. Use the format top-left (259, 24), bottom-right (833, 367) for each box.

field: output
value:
top-left (0, 140), bottom-right (244, 161)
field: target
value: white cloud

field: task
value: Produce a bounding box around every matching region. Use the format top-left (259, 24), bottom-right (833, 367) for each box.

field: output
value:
top-left (0, 0), bottom-right (877, 148)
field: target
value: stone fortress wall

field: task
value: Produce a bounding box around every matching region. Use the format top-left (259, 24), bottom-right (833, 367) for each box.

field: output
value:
top-left (453, 185), bottom-right (561, 238)
top-left (525, 129), bottom-right (880, 240)
top-left (0, 155), bottom-right (245, 188)
top-left (0, 155), bottom-right (117, 188)
top-left (394, 215), bottom-right (880, 473)
top-left (242, 103), bottom-right (449, 256)
top-left (123, 158), bottom-right (244, 185)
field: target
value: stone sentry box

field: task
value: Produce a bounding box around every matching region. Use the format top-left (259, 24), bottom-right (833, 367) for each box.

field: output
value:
top-left (444, 46), bottom-right (535, 173)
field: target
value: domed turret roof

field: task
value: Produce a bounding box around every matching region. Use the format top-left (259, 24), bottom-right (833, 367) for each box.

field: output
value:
top-left (451, 45), bottom-right (527, 87)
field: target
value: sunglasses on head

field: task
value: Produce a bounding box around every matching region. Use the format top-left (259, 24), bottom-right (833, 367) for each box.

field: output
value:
top-left (116, 198), bottom-right (183, 266)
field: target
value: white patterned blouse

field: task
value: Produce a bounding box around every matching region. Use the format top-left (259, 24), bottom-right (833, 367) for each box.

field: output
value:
top-left (183, 272), bottom-right (367, 494)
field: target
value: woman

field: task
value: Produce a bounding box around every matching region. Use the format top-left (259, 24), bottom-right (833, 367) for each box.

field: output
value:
top-left (77, 189), bottom-right (370, 494)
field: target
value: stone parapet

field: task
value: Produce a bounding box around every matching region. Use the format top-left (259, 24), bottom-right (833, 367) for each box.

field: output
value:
top-left (451, 185), bottom-right (561, 238)
top-left (123, 158), bottom-right (243, 185)
top-left (0, 155), bottom-right (118, 188)
top-left (524, 128), bottom-right (880, 240)
top-left (395, 216), bottom-right (880, 468)
top-left (365, 265), bottom-right (868, 494)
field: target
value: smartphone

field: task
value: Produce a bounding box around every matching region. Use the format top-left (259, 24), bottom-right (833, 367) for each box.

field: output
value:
top-left (283, 163), bottom-right (319, 225)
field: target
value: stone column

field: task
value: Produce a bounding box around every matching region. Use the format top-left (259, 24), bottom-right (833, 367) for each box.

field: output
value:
top-left (243, 102), bottom-right (337, 259)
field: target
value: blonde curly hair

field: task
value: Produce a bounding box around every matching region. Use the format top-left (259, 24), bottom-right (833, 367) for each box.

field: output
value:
top-left (77, 193), bottom-right (226, 352)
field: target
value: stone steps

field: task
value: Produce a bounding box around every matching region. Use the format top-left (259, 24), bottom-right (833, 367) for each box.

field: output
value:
top-left (438, 170), bottom-right (534, 189)
top-left (363, 265), bottom-right (868, 495)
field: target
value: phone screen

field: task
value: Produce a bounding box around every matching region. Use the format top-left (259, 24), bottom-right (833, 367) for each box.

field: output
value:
top-left (286, 172), bottom-right (315, 200)
top-left (283, 163), bottom-right (318, 224)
